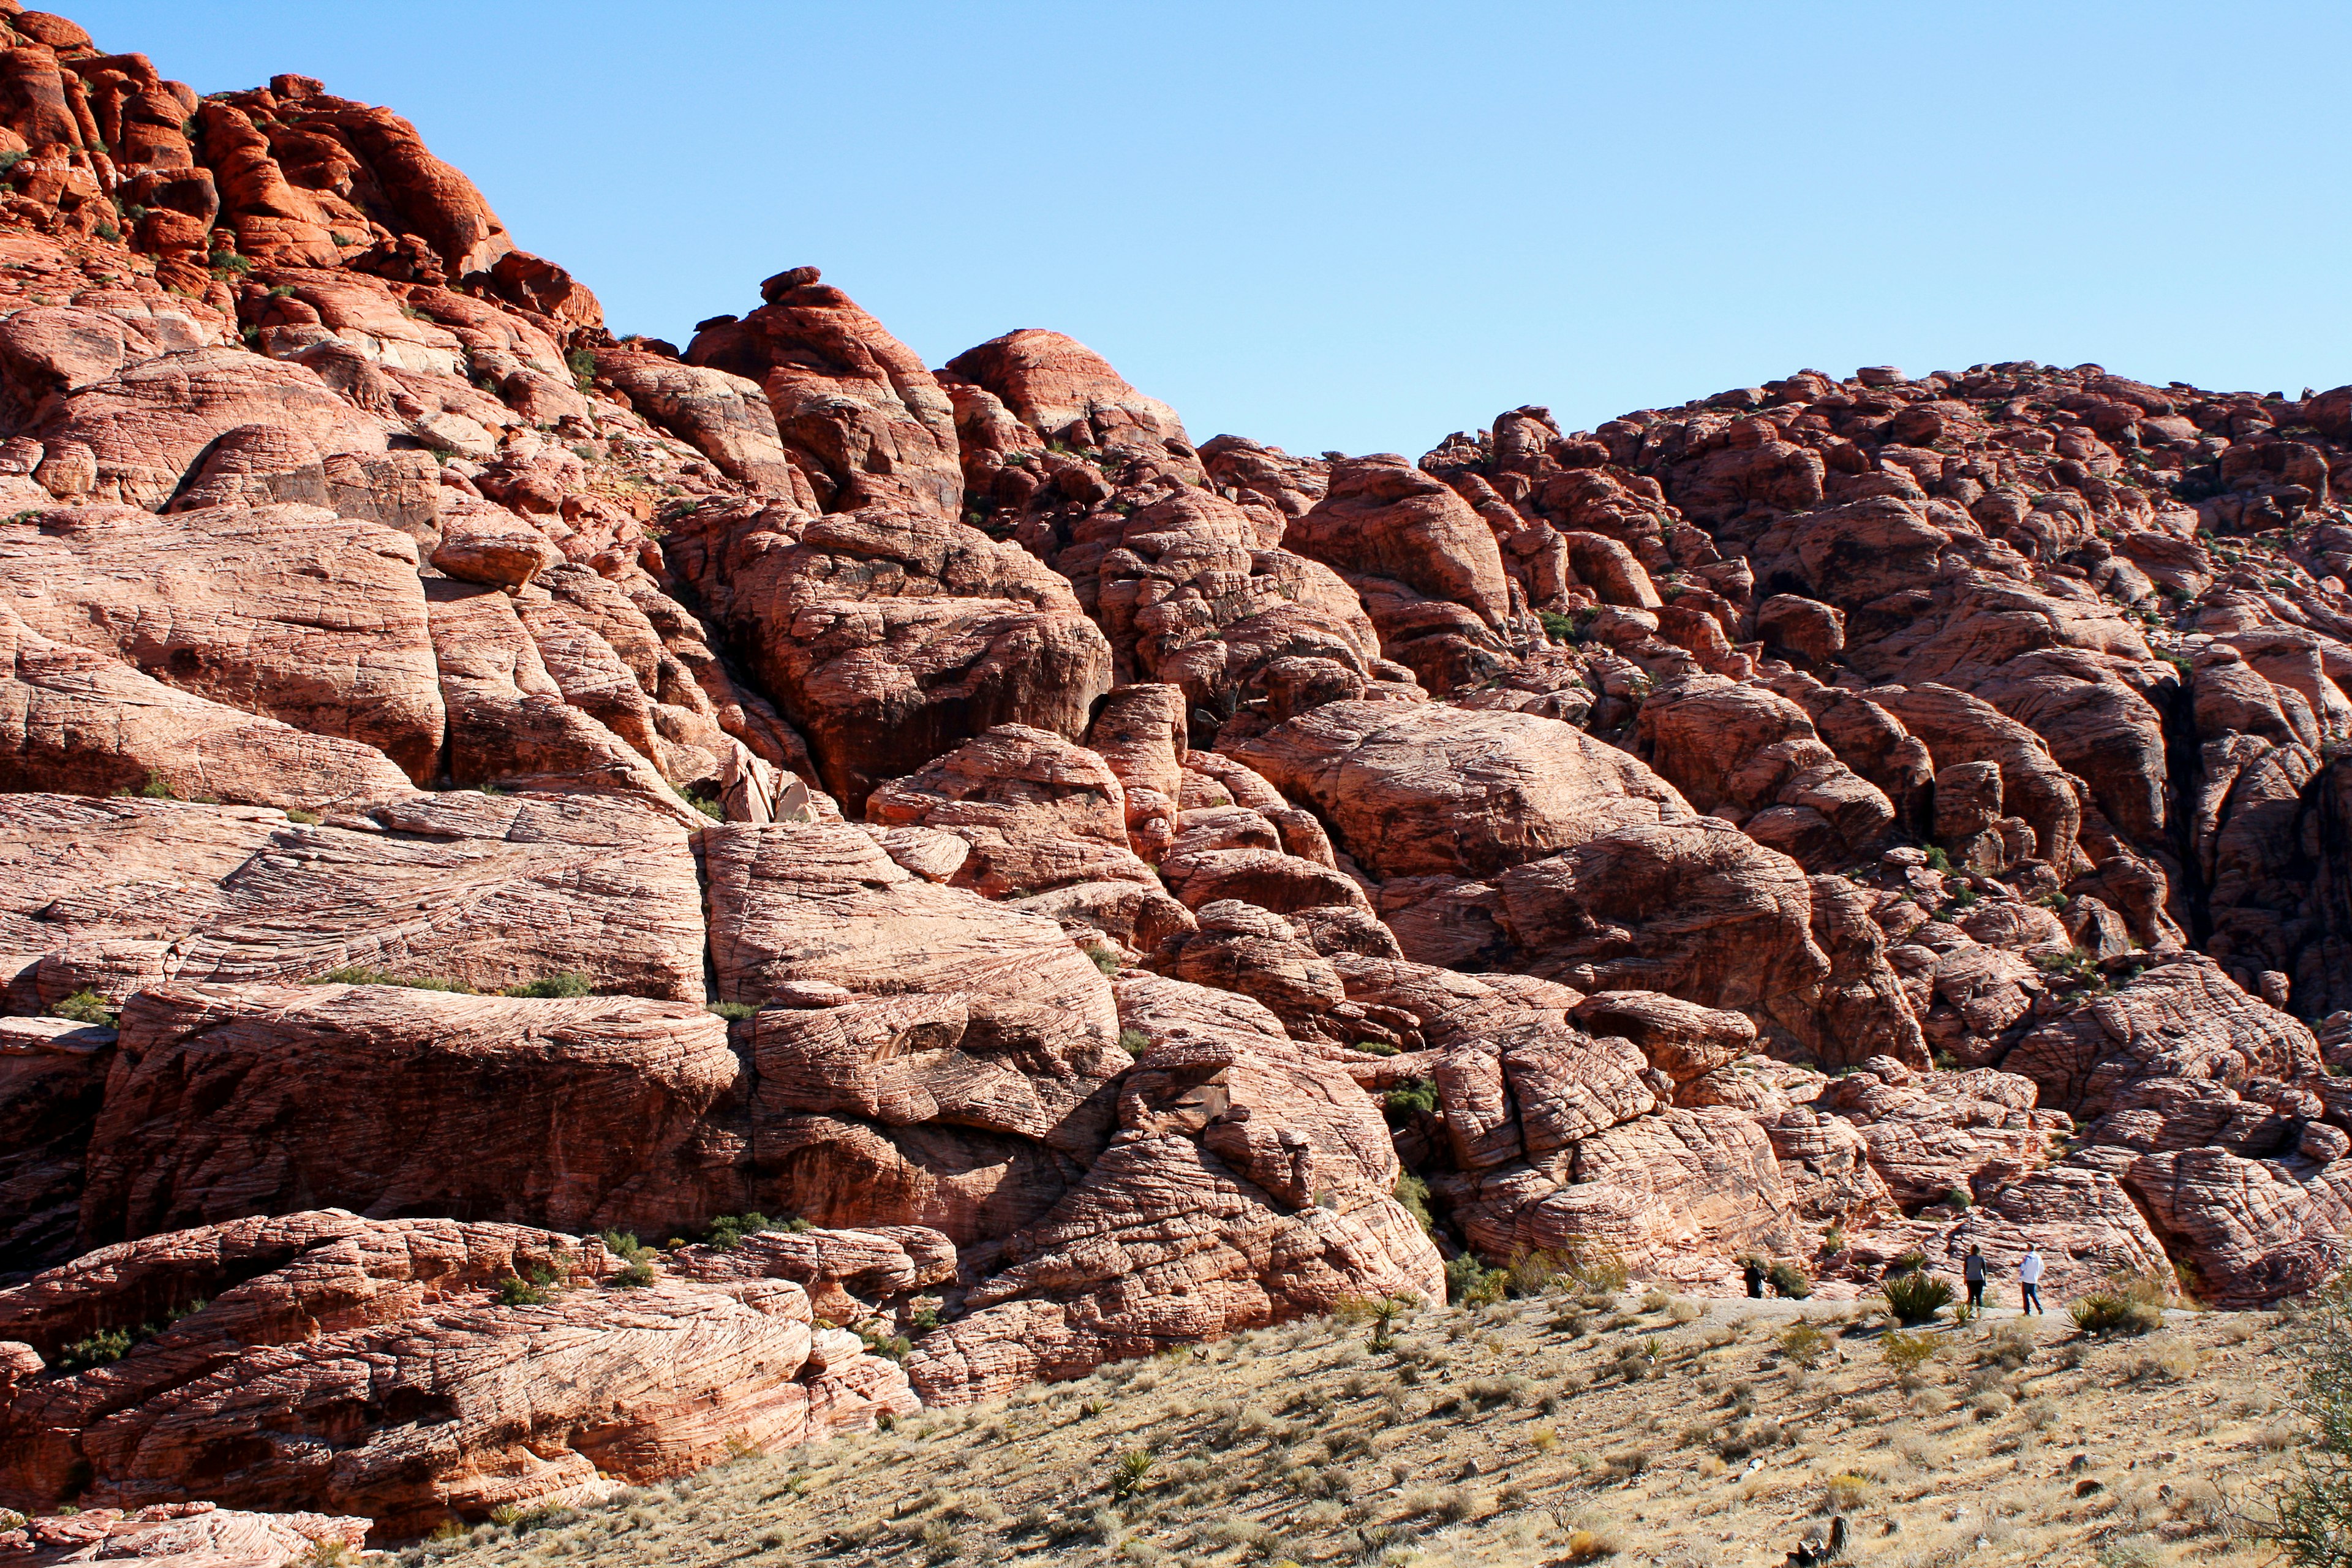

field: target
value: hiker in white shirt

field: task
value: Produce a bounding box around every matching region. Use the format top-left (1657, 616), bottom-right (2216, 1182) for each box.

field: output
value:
top-left (2018, 1247), bottom-right (2045, 1314)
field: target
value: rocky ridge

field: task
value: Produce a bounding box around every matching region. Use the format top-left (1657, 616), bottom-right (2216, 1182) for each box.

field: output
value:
top-left (0, 0), bottom-right (2349, 1541)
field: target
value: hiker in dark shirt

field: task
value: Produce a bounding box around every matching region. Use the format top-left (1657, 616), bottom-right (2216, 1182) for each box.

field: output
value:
top-left (1744, 1257), bottom-right (1765, 1298)
top-left (1962, 1244), bottom-right (1987, 1311)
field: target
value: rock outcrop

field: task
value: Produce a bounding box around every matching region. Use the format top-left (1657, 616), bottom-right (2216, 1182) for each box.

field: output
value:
top-left (0, 1213), bottom-right (914, 1534)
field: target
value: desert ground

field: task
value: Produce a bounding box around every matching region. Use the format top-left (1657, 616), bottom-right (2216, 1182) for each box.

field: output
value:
top-left (409, 1287), bottom-right (2297, 1568)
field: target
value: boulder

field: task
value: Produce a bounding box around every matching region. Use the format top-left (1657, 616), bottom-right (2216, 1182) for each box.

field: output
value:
top-left (76, 985), bottom-right (742, 1250)
top-left (903, 975), bottom-right (1444, 1403)
top-left (864, 723), bottom-right (1155, 899)
top-left (0, 793), bottom-right (706, 1008)
top-left (0, 503), bottom-right (443, 782)
top-left (1227, 701), bottom-right (1691, 882)
top-left (0, 1214), bottom-right (914, 1532)
top-left (0, 605), bottom-right (413, 809)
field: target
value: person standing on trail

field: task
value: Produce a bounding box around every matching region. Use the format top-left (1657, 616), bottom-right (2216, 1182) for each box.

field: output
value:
top-left (2018, 1246), bottom-right (2044, 1314)
top-left (1744, 1257), bottom-right (1765, 1299)
top-left (1962, 1244), bottom-right (1986, 1311)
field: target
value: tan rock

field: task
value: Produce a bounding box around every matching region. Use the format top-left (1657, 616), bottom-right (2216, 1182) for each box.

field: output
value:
top-left (1227, 701), bottom-right (1691, 882)
top-left (0, 793), bottom-right (705, 1006)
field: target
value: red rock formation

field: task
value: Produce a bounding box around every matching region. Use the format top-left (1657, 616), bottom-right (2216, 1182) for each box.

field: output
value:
top-left (0, 1502), bottom-right (369, 1568)
top-left (0, 1213), bottom-right (913, 1532)
top-left (3, 2), bottom-right (2352, 1528)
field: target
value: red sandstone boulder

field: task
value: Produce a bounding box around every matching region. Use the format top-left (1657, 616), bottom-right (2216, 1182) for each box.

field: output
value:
top-left (1496, 818), bottom-right (1830, 1009)
top-left (0, 1213), bottom-right (914, 1532)
top-left (1, 502), bottom-right (443, 782)
top-left (1282, 455), bottom-right (1519, 690)
top-left (0, 1015), bottom-right (111, 1277)
top-left (1227, 700), bottom-right (1691, 883)
top-left (0, 792), bottom-right (706, 1010)
top-left (864, 723), bottom-right (1156, 899)
top-left (75, 984), bottom-right (743, 1250)
top-left (0, 1502), bottom-right (369, 1568)
top-left (944, 329), bottom-right (1192, 461)
top-left (1634, 674), bottom-right (1893, 865)
top-left (903, 974), bottom-right (1444, 1403)
top-left (687, 270), bottom-right (961, 519)
top-left (0, 605), bottom-right (413, 809)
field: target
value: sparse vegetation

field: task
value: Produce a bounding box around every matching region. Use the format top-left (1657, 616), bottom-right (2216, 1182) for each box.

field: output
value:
top-left (500, 973), bottom-right (592, 998)
top-left (1879, 1328), bottom-right (1942, 1377)
top-left (312, 967), bottom-right (476, 993)
top-left (705, 1001), bottom-right (757, 1021)
top-left (2073, 1270), bottom-right (2171, 1336)
top-left (53, 989), bottom-right (118, 1027)
top-left (1383, 1077), bottom-right (1438, 1115)
top-left (400, 1285), bottom-right (2287, 1568)
top-left (598, 1231), bottom-right (657, 1289)
top-left (496, 1265), bottom-right (562, 1307)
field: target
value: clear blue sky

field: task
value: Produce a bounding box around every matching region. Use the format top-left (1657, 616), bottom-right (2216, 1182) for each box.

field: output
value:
top-left (70, 2), bottom-right (2352, 458)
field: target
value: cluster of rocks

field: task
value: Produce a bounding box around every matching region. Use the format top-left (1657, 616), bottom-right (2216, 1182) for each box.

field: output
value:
top-left (1, 0), bottom-right (2351, 1547)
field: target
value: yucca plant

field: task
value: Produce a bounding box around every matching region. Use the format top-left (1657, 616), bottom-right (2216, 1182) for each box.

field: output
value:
top-left (1882, 1269), bottom-right (1953, 1325)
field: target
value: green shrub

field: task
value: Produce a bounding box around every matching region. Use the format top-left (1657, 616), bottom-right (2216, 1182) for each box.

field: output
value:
top-left (1539, 609), bottom-right (1579, 644)
top-left (1117, 1027), bottom-right (1150, 1052)
top-left (1880, 1329), bottom-right (1942, 1376)
top-left (1777, 1319), bottom-right (1828, 1368)
top-left (703, 1212), bottom-right (776, 1250)
top-left (134, 769), bottom-right (175, 799)
top-left (1348, 1038), bottom-right (1398, 1056)
top-left (1504, 1248), bottom-right (1565, 1298)
top-left (1109, 1448), bottom-right (1155, 1499)
top-left (1882, 1270), bottom-right (1953, 1325)
top-left (284, 808), bottom-right (322, 824)
top-left (501, 973), bottom-right (590, 998)
top-left (1923, 846), bottom-right (1952, 873)
top-left (599, 1232), bottom-right (658, 1289)
top-left (565, 347), bottom-right (597, 391)
top-left (1084, 944), bottom-right (1122, 976)
top-left (208, 251), bottom-right (251, 277)
top-left (2072, 1292), bottom-right (2165, 1336)
top-left (2260, 1268), bottom-right (2352, 1562)
top-left (1446, 1253), bottom-right (1503, 1306)
top-left (682, 783), bottom-right (725, 821)
top-left (1558, 1237), bottom-right (1631, 1295)
top-left (56, 1325), bottom-right (133, 1370)
top-left (1767, 1261), bottom-right (1812, 1299)
top-left (1385, 1079), bottom-right (1438, 1116)
top-left (497, 1266), bottom-right (560, 1307)
top-left (312, 967), bottom-right (475, 993)
top-left (93, 222), bottom-right (118, 242)
top-left (1393, 1171), bottom-right (1435, 1234)
top-left (706, 1001), bottom-right (756, 1021)
top-left (54, 989), bottom-right (118, 1028)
